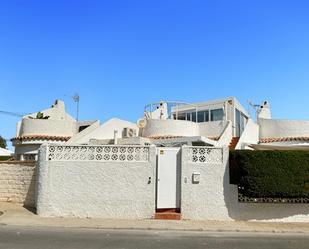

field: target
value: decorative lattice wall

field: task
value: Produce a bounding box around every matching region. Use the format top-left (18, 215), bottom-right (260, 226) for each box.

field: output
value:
top-left (189, 147), bottom-right (223, 164)
top-left (47, 145), bottom-right (150, 162)
top-left (238, 193), bottom-right (309, 204)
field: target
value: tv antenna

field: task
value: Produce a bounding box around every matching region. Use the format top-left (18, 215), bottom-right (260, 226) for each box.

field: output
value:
top-left (247, 100), bottom-right (260, 111)
top-left (247, 100), bottom-right (260, 120)
top-left (72, 94), bottom-right (80, 121)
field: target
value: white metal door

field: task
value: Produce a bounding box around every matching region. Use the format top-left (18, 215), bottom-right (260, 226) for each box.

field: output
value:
top-left (156, 147), bottom-right (180, 209)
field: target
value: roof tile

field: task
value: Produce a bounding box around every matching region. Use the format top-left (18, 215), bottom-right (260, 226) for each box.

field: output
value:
top-left (11, 135), bottom-right (71, 142)
top-left (260, 137), bottom-right (309, 143)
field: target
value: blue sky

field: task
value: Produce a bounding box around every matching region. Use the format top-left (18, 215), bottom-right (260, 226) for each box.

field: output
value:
top-left (1, 0), bottom-right (309, 148)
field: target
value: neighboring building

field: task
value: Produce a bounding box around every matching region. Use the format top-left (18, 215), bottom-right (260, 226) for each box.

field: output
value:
top-left (250, 101), bottom-right (309, 150)
top-left (0, 147), bottom-right (13, 157)
top-left (11, 100), bottom-right (98, 160)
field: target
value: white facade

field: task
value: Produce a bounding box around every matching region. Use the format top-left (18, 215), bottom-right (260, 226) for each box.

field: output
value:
top-left (181, 146), bottom-right (309, 222)
top-left (12, 100), bottom-right (98, 160)
top-left (0, 147), bottom-right (13, 156)
top-left (259, 118), bottom-right (309, 139)
top-left (68, 118), bottom-right (138, 144)
top-left (37, 144), bottom-right (156, 219)
top-left (12, 96), bottom-right (309, 160)
top-left (138, 98), bottom-right (249, 148)
top-left (33, 97), bottom-right (309, 222)
top-left (36, 144), bottom-right (309, 222)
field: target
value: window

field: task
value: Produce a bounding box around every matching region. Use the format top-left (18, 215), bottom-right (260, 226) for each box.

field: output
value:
top-left (191, 112), bottom-right (196, 122)
top-left (197, 110), bottom-right (209, 122)
top-left (197, 111), bottom-right (204, 122)
top-left (205, 110), bottom-right (209, 122)
top-left (210, 109), bottom-right (224, 121)
top-left (186, 113), bottom-right (191, 121)
top-left (23, 154), bottom-right (36, 161)
top-left (178, 113), bottom-right (186, 120)
top-left (79, 125), bottom-right (89, 132)
top-left (235, 109), bottom-right (247, 137)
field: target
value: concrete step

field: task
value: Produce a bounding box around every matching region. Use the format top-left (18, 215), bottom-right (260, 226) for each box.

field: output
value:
top-left (154, 212), bottom-right (181, 220)
top-left (229, 137), bottom-right (240, 150)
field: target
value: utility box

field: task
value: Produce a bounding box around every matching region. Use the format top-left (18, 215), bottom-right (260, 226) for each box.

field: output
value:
top-left (192, 172), bottom-right (200, 184)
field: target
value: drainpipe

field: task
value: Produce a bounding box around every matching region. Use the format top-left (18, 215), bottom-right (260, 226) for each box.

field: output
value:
top-left (224, 101), bottom-right (228, 121)
top-left (114, 130), bottom-right (118, 145)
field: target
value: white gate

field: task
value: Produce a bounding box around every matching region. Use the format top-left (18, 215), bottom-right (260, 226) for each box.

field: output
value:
top-left (156, 147), bottom-right (181, 209)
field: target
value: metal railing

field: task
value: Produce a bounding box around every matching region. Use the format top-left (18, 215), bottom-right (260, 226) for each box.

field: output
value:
top-left (144, 101), bottom-right (198, 122)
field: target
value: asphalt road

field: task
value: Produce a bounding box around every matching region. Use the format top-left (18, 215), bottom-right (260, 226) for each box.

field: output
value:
top-left (0, 225), bottom-right (308, 249)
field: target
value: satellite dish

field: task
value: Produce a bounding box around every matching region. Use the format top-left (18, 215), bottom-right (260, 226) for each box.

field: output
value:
top-left (137, 118), bottom-right (147, 128)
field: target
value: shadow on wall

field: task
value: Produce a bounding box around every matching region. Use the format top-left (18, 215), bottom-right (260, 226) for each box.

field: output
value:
top-left (223, 163), bottom-right (309, 221)
top-left (23, 165), bottom-right (37, 210)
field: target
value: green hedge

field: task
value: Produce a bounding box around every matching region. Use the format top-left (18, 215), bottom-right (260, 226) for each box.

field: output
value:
top-left (229, 150), bottom-right (309, 198)
top-left (0, 156), bottom-right (12, 161)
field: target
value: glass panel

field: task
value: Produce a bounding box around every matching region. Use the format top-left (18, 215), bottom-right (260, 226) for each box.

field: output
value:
top-left (178, 113), bottom-right (186, 120)
top-left (186, 113), bottom-right (191, 121)
top-left (197, 110), bottom-right (210, 122)
top-left (235, 109), bottom-right (241, 137)
top-left (210, 109), bottom-right (224, 121)
top-left (197, 111), bottom-right (205, 122)
top-left (191, 112), bottom-right (196, 122)
top-left (205, 110), bottom-right (209, 122)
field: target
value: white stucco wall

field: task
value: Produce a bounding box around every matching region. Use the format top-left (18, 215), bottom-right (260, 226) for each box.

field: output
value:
top-left (181, 146), bottom-right (309, 222)
top-left (142, 119), bottom-right (200, 137)
top-left (259, 118), bottom-right (309, 138)
top-left (68, 118), bottom-right (138, 144)
top-left (26, 99), bottom-right (75, 122)
top-left (67, 121), bottom-right (100, 143)
top-left (36, 144), bottom-right (156, 219)
top-left (198, 121), bottom-right (228, 138)
top-left (217, 121), bottom-right (232, 146)
top-left (181, 146), bottom-right (231, 221)
top-left (235, 119), bottom-right (259, 149)
top-left (14, 144), bottom-right (41, 155)
top-left (141, 119), bottom-right (227, 138)
top-left (20, 119), bottom-right (77, 137)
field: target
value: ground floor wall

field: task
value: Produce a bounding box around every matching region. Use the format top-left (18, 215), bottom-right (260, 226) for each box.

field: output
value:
top-left (36, 144), bottom-right (309, 222)
top-left (181, 146), bottom-right (309, 222)
top-left (37, 144), bottom-right (156, 219)
top-left (0, 161), bottom-right (36, 207)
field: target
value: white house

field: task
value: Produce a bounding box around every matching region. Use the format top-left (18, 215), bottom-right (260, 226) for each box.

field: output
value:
top-left (32, 97), bottom-right (309, 222)
top-left (67, 97), bottom-right (251, 148)
top-left (12, 97), bottom-right (309, 160)
top-left (11, 100), bottom-right (98, 160)
top-left (0, 147), bottom-right (13, 157)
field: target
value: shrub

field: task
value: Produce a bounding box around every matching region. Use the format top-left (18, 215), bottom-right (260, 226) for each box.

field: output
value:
top-left (0, 136), bottom-right (6, 149)
top-left (0, 156), bottom-right (12, 161)
top-left (229, 150), bottom-right (309, 198)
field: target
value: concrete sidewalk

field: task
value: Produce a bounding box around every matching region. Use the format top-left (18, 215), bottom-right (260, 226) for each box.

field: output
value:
top-left (1, 203), bottom-right (309, 234)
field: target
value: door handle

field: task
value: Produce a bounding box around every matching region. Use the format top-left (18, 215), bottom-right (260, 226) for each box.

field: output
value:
top-left (148, 177), bottom-right (151, 184)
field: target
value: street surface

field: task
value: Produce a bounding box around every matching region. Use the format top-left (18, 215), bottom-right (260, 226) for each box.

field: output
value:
top-left (0, 225), bottom-right (308, 249)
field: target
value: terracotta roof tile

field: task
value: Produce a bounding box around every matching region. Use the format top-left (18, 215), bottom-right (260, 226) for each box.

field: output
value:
top-left (147, 135), bottom-right (184, 140)
top-left (11, 135), bottom-right (71, 142)
top-left (147, 135), bottom-right (219, 141)
top-left (260, 137), bottom-right (309, 144)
